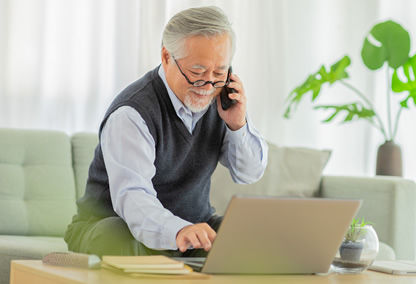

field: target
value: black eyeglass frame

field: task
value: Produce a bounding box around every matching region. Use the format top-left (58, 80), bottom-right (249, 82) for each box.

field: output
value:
top-left (173, 57), bottom-right (231, 88)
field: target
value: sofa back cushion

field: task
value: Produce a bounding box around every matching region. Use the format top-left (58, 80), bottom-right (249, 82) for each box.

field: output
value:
top-left (210, 142), bottom-right (331, 215)
top-left (0, 129), bottom-right (77, 236)
top-left (71, 133), bottom-right (99, 199)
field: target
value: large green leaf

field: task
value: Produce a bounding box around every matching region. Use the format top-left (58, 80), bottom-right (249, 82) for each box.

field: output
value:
top-left (392, 54), bottom-right (416, 108)
top-left (361, 20), bottom-right (410, 70)
top-left (284, 56), bottom-right (351, 118)
top-left (314, 103), bottom-right (376, 123)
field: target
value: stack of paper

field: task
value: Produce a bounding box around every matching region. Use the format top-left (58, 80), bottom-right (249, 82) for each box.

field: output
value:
top-left (102, 255), bottom-right (191, 275)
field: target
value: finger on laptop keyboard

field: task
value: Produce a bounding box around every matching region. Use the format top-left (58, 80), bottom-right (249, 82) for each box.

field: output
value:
top-left (186, 232), bottom-right (202, 249)
top-left (196, 230), bottom-right (212, 251)
top-left (176, 223), bottom-right (217, 251)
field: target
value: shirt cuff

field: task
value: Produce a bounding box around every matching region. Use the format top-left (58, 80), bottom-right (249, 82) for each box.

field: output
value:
top-left (226, 122), bottom-right (249, 144)
top-left (160, 216), bottom-right (193, 250)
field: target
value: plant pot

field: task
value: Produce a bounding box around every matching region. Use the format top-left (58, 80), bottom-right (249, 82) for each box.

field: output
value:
top-left (332, 225), bottom-right (379, 274)
top-left (339, 241), bottom-right (363, 262)
top-left (376, 140), bottom-right (402, 177)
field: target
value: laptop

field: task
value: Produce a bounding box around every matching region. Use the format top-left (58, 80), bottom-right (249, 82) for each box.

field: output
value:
top-left (175, 195), bottom-right (361, 274)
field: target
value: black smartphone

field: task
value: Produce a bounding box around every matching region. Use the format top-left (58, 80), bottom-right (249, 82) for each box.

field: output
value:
top-left (220, 67), bottom-right (237, 110)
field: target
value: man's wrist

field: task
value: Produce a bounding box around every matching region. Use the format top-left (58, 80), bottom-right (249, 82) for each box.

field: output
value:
top-left (227, 119), bottom-right (247, 131)
top-left (162, 217), bottom-right (193, 250)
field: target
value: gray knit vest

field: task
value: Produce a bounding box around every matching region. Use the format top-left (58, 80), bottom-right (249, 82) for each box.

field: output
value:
top-left (76, 66), bottom-right (227, 224)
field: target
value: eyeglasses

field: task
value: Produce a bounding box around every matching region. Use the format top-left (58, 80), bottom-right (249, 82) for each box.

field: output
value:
top-left (173, 57), bottom-right (230, 88)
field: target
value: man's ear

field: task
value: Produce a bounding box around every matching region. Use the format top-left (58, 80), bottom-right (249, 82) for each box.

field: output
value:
top-left (161, 47), bottom-right (170, 65)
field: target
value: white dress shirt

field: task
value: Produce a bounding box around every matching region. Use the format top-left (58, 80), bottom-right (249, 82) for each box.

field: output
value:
top-left (100, 66), bottom-right (268, 250)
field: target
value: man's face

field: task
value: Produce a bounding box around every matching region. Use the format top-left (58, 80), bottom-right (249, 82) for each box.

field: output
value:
top-left (162, 34), bottom-right (231, 112)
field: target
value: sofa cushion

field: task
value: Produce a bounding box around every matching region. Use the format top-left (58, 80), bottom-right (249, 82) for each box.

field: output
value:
top-left (0, 235), bottom-right (68, 284)
top-left (0, 128), bottom-right (77, 236)
top-left (210, 142), bottom-right (331, 215)
top-left (0, 235), bottom-right (67, 258)
top-left (71, 133), bottom-right (99, 199)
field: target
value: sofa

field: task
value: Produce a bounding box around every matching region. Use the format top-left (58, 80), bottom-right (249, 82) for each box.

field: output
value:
top-left (0, 128), bottom-right (415, 283)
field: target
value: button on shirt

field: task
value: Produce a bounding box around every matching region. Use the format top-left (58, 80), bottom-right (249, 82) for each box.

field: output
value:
top-left (100, 66), bottom-right (268, 250)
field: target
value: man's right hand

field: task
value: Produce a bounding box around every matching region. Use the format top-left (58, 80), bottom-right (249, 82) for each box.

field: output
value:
top-left (176, 223), bottom-right (216, 252)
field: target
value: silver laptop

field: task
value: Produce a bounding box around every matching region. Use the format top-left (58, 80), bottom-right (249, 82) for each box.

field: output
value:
top-left (177, 195), bottom-right (361, 274)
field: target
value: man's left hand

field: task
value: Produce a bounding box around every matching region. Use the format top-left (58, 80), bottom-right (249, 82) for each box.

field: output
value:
top-left (216, 73), bottom-right (247, 131)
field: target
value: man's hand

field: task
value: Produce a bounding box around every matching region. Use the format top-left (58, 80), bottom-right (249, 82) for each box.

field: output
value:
top-left (216, 73), bottom-right (247, 131)
top-left (176, 223), bottom-right (216, 252)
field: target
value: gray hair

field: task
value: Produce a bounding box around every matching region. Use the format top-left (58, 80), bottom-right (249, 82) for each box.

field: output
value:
top-left (162, 6), bottom-right (235, 61)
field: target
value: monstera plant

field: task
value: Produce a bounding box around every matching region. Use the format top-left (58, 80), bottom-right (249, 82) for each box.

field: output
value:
top-left (284, 20), bottom-right (416, 176)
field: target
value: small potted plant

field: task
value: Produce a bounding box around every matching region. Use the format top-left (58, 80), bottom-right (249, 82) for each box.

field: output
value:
top-left (332, 217), bottom-right (379, 274)
top-left (340, 218), bottom-right (370, 262)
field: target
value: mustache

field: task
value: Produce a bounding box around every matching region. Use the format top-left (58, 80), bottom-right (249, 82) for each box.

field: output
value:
top-left (189, 87), bottom-right (216, 96)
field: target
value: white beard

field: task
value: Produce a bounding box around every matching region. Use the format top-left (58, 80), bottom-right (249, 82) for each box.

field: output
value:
top-left (183, 88), bottom-right (216, 113)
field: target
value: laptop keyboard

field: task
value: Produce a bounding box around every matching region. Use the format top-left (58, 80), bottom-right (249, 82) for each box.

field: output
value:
top-left (172, 257), bottom-right (206, 272)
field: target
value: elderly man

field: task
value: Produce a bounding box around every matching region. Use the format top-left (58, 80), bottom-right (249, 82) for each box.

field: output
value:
top-left (65, 6), bottom-right (268, 257)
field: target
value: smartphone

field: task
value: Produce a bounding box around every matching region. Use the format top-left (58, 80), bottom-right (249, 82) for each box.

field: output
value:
top-left (220, 67), bottom-right (237, 110)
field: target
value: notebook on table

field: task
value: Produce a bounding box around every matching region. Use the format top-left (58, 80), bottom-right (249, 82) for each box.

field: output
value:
top-left (175, 195), bottom-right (361, 274)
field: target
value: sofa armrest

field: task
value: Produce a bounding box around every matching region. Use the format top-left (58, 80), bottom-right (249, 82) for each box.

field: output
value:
top-left (320, 175), bottom-right (416, 260)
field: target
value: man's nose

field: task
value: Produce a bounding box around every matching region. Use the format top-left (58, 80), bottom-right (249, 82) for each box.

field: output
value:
top-left (200, 77), bottom-right (218, 88)
top-left (202, 73), bottom-right (217, 85)
top-left (199, 80), bottom-right (216, 89)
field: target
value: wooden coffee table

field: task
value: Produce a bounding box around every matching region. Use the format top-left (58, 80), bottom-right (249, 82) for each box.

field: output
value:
top-left (10, 260), bottom-right (416, 284)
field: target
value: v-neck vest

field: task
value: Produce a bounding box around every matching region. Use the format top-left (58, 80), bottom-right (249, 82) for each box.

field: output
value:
top-left (77, 66), bottom-right (227, 224)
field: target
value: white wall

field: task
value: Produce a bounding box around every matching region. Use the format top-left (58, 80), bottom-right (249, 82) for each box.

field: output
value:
top-left (1, 0), bottom-right (416, 179)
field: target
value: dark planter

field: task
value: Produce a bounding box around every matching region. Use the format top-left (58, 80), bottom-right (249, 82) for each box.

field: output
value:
top-left (376, 140), bottom-right (402, 177)
top-left (340, 241), bottom-right (363, 262)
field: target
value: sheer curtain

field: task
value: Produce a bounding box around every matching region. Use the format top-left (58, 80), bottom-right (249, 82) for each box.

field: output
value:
top-left (1, 0), bottom-right (415, 179)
